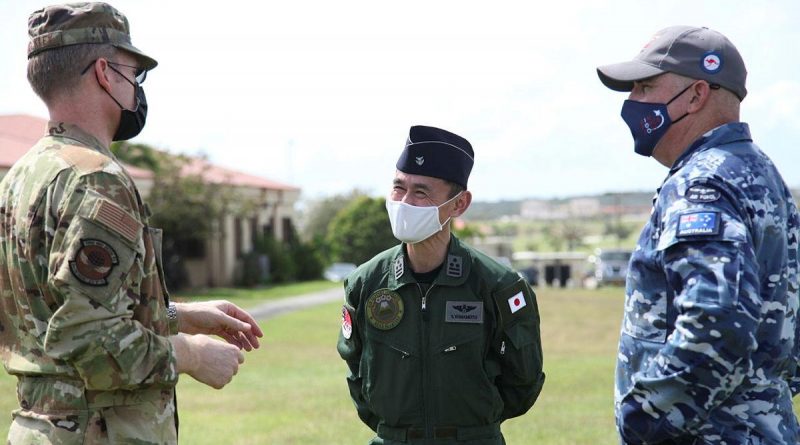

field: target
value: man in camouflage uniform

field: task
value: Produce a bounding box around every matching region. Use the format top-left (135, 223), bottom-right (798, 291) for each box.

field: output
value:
top-left (337, 126), bottom-right (545, 444)
top-left (597, 26), bottom-right (800, 444)
top-left (0, 3), bottom-right (263, 443)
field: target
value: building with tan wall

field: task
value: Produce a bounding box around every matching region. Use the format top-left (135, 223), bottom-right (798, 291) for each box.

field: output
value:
top-left (0, 114), bottom-right (299, 288)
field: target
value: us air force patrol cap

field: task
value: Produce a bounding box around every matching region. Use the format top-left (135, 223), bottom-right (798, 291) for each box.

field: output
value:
top-left (396, 125), bottom-right (474, 189)
top-left (597, 26), bottom-right (747, 100)
top-left (28, 2), bottom-right (157, 70)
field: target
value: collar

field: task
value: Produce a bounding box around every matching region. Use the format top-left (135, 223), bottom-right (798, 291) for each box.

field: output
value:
top-left (45, 121), bottom-right (113, 158)
top-left (669, 122), bottom-right (752, 174)
top-left (388, 234), bottom-right (471, 290)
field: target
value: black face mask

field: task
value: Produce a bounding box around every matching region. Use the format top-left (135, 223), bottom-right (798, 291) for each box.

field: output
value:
top-left (105, 83), bottom-right (148, 141)
top-left (97, 63), bottom-right (148, 141)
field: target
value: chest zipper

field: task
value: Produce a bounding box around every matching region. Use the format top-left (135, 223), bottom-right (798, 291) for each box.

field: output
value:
top-left (443, 345), bottom-right (457, 353)
top-left (391, 345), bottom-right (410, 359)
top-left (417, 283), bottom-right (436, 441)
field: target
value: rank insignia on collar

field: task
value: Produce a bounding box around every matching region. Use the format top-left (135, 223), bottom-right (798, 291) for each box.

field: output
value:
top-left (394, 256), bottom-right (404, 280)
top-left (366, 289), bottom-right (404, 330)
top-left (446, 254), bottom-right (462, 277)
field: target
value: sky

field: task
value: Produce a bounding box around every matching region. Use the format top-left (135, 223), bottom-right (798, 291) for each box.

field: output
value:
top-left (1, 1), bottom-right (799, 203)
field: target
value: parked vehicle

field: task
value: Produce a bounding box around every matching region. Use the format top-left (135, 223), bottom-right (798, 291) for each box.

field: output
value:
top-left (590, 249), bottom-right (632, 286)
top-left (323, 262), bottom-right (357, 282)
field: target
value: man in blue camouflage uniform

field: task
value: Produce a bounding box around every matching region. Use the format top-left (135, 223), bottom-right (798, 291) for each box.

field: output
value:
top-left (597, 26), bottom-right (800, 444)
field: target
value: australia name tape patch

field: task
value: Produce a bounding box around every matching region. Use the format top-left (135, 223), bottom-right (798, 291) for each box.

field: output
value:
top-left (677, 211), bottom-right (720, 237)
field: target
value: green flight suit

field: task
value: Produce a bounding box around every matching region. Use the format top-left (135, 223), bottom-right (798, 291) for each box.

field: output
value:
top-left (338, 235), bottom-right (545, 444)
top-left (0, 122), bottom-right (179, 444)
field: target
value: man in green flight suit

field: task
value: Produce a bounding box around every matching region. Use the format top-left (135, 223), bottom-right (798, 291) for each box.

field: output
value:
top-left (0, 3), bottom-right (263, 443)
top-left (338, 125), bottom-right (545, 444)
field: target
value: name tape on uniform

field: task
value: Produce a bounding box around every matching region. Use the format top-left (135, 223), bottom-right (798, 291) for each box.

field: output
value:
top-left (445, 301), bottom-right (483, 323)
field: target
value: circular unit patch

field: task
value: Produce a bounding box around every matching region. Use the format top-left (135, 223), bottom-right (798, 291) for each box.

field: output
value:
top-left (69, 239), bottom-right (119, 286)
top-left (366, 289), bottom-right (404, 330)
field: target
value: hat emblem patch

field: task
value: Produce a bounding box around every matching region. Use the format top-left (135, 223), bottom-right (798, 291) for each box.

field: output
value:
top-left (415, 156), bottom-right (424, 166)
top-left (701, 52), bottom-right (722, 74)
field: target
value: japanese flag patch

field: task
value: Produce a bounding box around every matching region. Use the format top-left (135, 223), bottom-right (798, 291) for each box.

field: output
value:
top-left (508, 291), bottom-right (527, 314)
top-left (341, 306), bottom-right (353, 339)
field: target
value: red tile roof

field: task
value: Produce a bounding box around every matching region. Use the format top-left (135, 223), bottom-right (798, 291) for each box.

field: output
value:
top-left (0, 114), bottom-right (298, 191)
top-left (181, 157), bottom-right (299, 191)
top-left (0, 114), bottom-right (153, 179)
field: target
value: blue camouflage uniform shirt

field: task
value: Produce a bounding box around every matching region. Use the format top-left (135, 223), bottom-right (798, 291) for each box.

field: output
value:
top-left (616, 122), bottom-right (800, 445)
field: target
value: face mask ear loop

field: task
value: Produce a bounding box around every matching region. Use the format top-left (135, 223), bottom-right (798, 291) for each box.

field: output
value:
top-left (664, 82), bottom-right (696, 126)
top-left (666, 82), bottom-right (695, 106)
top-left (438, 191), bottom-right (463, 228)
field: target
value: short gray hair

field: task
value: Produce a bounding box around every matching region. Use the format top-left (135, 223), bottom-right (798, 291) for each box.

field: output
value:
top-left (27, 43), bottom-right (116, 103)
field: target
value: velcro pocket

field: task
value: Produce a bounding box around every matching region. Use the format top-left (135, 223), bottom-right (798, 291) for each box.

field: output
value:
top-left (492, 279), bottom-right (533, 329)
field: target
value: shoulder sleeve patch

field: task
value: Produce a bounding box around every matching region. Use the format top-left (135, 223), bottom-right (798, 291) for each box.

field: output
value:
top-left (676, 211), bottom-right (721, 237)
top-left (493, 279), bottom-right (532, 325)
top-left (89, 198), bottom-right (143, 245)
top-left (685, 184), bottom-right (721, 203)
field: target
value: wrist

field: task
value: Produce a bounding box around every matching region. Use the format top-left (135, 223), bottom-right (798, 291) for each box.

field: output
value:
top-left (170, 333), bottom-right (196, 375)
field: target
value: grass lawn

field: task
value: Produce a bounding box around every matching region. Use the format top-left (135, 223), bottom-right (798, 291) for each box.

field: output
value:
top-left (0, 285), bottom-right (798, 443)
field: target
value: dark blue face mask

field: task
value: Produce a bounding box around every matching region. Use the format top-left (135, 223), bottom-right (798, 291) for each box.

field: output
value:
top-left (620, 83), bottom-right (693, 157)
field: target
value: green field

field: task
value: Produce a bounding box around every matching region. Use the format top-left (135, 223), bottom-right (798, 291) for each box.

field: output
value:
top-left (1, 286), bottom-right (797, 443)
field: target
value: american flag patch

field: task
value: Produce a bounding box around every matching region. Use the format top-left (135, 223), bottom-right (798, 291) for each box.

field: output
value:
top-left (92, 199), bottom-right (143, 244)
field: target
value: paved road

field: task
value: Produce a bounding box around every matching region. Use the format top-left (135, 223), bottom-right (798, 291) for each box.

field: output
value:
top-left (247, 286), bottom-right (344, 320)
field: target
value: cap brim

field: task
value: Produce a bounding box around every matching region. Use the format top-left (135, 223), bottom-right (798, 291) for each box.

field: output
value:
top-left (597, 60), bottom-right (665, 92)
top-left (115, 43), bottom-right (158, 70)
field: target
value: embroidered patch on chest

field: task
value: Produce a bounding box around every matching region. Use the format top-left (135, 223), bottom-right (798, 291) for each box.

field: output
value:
top-left (366, 289), bottom-right (404, 330)
top-left (445, 301), bottom-right (483, 323)
top-left (677, 211), bottom-right (720, 237)
top-left (685, 185), bottom-right (721, 203)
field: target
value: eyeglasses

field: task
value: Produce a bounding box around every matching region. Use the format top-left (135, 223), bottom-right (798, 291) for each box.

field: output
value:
top-left (80, 59), bottom-right (148, 85)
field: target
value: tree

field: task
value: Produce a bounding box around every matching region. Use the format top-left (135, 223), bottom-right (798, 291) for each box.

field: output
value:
top-left (326, 196), bottom-right (397, 265)
top-left (300, 189), bottom-right (368, 241)
top-left (604, 220), bottom-right (635, 248)
top-left (110, 141), bottom-right (163, 172)
top-left (111, 142), bottom-right (236, 290)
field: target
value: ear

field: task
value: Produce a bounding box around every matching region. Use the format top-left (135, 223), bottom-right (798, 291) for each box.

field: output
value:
top-left (687, 81), bottom-right (712, 113)
top-left (450, 191), bottom-right (472, 218)
top-left (92, 58), bottom-right (113, 92)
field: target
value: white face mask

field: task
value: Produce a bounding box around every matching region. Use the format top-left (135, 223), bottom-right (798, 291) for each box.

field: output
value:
top-left (385, 192), bottom-right (461, 244)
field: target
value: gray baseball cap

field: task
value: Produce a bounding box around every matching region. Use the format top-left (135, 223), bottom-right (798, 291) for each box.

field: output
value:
top-left (597, 26), bottom-right (747, 100)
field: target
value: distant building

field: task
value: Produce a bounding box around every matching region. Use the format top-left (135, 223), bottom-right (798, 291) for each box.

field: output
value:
top-left (520, 193), bottom-right (650, 221)
top-left (520, 197), bottom-right (601, 220)
top-left (0, 114), bottom-right (299, 288)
